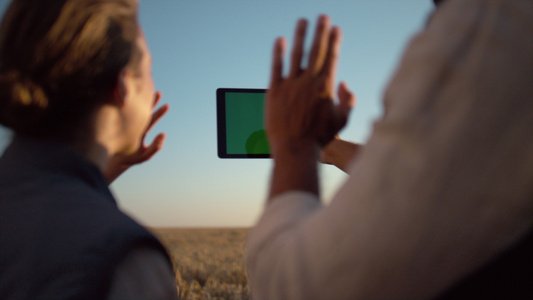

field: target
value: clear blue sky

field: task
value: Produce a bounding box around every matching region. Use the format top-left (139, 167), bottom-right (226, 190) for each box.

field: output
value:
top-left (0, 0), bottom-right (433, 227)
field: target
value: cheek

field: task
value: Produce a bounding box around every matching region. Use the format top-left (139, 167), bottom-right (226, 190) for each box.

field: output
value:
top-left (144, 77), bottom-right (155, 105)
top-left (130, 79), bottom-right (154, 130)
top-left (139, 79), bottom-right (155, 125)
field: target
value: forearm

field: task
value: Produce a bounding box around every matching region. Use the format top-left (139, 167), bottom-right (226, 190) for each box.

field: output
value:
top-left (321, 139), bottom-right (362, 173)
top-left (269, 142), bottom-right (320, 201)
top-left (246, 192), bottom-right (324, 300)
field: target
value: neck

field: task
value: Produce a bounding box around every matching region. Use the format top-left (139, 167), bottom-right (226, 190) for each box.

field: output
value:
top-left (63, 104), bottom-right (127, 175)
top-left (68, 136), bottom-right (110, 173)
top-left (66, 111), bottom-right (113, 173)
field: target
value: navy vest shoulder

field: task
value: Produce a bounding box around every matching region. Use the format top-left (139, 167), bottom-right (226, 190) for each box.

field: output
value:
top-left (0, 136), bottom-right (173, 300)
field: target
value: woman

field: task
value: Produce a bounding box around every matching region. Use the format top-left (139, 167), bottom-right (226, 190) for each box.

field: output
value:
top-left (0, 0), bottom-right (177, 299)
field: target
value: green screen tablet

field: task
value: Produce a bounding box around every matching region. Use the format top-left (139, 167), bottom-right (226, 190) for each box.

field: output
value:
top-left (217, 88), bottom-right (270, 158)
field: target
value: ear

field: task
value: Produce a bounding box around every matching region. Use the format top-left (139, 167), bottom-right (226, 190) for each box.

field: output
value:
top-left (110, 70), bottom-right (127, 107)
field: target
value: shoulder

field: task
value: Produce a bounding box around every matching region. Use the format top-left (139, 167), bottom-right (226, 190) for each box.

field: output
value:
top-left (107, 245), bottom-right (178, 299)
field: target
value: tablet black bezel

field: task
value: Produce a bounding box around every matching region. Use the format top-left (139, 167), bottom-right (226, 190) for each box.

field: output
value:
top-left (216, 88), bottom-right (269, 158)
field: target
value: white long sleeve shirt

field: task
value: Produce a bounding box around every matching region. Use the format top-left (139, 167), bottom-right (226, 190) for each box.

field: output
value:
top-left (246, 1), bottom-right (533, 299)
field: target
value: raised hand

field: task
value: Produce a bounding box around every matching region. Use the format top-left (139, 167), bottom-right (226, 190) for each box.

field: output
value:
top-left (266, 15), bottom-right (356, 199)
top-left (104, 91), bottom-right (169, 184)
top-left (266, 15), bottom-right (355, 157)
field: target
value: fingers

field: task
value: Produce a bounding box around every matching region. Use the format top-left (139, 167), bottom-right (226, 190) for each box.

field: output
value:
top-left (153, 91), bottom-right (162, 108)
top-left (131, 133), bottom-right (166, 163)
top-left (325, 82), bottom-right (355, 142)
top-left (289, 19), bottom-right (307, 77)
top-left (337, 81), bottom-right (356, 119)
top-left (146, 103), bottom-right (169, 133)
top-left (307, 15), bottom-right (331, 75)
top-left (141, 133), bottom-right (166, 161)
top-left (276, 15), bottom-right (338, 81)
top-left (321, 26), bottom-right (342, 97)
top-left (270, 37), bottom-right (286, 86)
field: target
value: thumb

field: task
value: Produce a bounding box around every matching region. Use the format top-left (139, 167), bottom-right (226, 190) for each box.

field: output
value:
top-left (337, 81), bottom-right (356, 118)
top-left (332, 81), bottom-right (355, 133)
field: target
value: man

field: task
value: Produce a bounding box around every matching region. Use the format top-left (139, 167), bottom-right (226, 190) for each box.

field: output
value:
top-left (246, 1), bottom-right (533, 299)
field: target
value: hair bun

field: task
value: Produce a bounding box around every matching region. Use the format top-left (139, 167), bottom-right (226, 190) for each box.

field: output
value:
top-left (0, 70), bottom-right (49, 131)
top-left (0, 70), bottom-right (48, 108)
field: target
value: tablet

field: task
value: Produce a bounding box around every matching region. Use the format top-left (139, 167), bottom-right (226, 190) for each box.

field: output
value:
top-left (217, 88), bottom-right (270, 158)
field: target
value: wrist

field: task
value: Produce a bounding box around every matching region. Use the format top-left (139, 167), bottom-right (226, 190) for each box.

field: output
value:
top-left (270, 139), bottom-right (320, 160)
top-left (268, 140), bottom-right (320, 200)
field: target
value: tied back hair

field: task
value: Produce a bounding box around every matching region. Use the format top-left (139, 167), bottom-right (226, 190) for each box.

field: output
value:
top-left (0, 0), bottom-right (141, 141)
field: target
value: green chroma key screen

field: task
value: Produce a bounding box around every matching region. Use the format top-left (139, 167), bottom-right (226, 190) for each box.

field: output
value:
top-left (217, 88), bottom-right (270, 158)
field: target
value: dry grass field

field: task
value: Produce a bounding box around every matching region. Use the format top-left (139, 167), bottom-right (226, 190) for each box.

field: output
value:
top-left (150, 227), bottom-right (251, 300)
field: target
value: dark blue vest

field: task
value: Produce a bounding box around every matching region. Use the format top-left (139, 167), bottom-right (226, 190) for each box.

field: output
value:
top-left (0, 136), bottom-right (173, 300)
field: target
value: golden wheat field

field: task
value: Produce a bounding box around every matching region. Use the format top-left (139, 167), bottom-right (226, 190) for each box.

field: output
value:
top-left (150, 227), bottom-right (251, 300)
